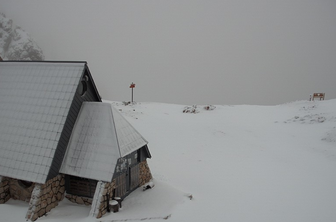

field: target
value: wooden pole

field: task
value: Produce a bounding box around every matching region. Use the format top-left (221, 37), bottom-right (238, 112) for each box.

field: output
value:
top-left (131, 87), bottom-right (134, 103)
top-left (130, 82), bottom-right (135, 103)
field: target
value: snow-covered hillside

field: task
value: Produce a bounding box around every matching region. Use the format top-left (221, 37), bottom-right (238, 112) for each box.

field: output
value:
top-left (1, 99), bottom-right (336, 222)
top-left (0, 13), bottom-right (44, 60)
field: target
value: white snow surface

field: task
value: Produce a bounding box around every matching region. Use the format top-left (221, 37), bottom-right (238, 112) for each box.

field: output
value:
top-left (1, 99), bottom-right (336, 222)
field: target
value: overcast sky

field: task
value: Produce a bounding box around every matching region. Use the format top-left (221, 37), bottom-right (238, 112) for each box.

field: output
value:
top-left (1, 0), bottom-right (336, 105)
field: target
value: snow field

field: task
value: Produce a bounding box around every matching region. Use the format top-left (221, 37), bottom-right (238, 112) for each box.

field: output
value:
top-left (1, 99), bottom-right (336, 222)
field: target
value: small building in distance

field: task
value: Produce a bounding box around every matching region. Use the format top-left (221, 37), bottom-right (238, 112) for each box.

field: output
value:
top-left (311, 93), bottom-right (325, 101)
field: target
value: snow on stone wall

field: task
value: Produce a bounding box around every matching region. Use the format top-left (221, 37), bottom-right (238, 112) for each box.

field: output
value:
top-left (95, 180), bottom-right (116, 219)
top-left (26, 175), bottom-right (65, 221)
top-left (90, 180), bottom-right (105, 218)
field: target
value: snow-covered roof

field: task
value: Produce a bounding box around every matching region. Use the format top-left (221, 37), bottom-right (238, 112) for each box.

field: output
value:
top-left (60, 102), bottom-right (148, 182)
top-left (0, 62), bottom-right (86, 183)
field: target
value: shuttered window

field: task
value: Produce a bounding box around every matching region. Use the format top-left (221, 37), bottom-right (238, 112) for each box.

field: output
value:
top-left (67, 176), bottom-right (97, 198)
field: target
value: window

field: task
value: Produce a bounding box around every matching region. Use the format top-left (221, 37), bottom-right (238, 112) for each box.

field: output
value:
top-left (77, 75), bottom-right (88, 96)
top-left (66, 176), bottom-right (97, 198)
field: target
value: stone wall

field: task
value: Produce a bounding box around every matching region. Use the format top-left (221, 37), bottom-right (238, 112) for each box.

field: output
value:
top-left (26, 175), bottom-right (65, 221)
top-left (65, 194), bottom-right (92, 206)
top-left (1, 160), bottom-right (152, 220)
top-left (0, 176), bottom-right (35, 203)
top-left (139, 160), bottom-right (152, 186)
top-left (95, 180), bottom-right (116, 219)
top-left (0, 177), bottom-right (10, 204)
top-left (9, 179), bottom-right (35, 202)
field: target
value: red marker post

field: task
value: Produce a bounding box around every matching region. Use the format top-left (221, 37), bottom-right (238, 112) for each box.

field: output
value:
top-left (130, 82), bottom-right (135, 103)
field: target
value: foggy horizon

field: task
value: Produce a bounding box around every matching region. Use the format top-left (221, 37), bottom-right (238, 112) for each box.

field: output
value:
top-left (1, 0), bottom-right (336, 105)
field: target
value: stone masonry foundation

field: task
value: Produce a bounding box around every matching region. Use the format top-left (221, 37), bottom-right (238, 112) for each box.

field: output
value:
top-left (26, 175), bottom-right (65, 221)
top-left (139, 160), bottom-right (152, 186)
top-left (91, 180), bottom-right (116, 219)
top-left (1, 160), bottom-right (152, 220)
top-left (0, 176), bottom-right (35, 203)
top-left (0, 177), bottom-right (10, 204)
top-left (9, 178), bottom-right (35, 202)
top-left (65, 194), bottom-right (93, 206)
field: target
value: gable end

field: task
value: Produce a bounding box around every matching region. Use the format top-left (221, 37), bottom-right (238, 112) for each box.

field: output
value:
top-left (46, 65), bottom-right (102, 181)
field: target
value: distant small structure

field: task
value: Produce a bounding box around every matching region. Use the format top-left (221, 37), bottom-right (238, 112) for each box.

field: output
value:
top-left (311, 93), bottom-right (325, 101)
top-left (0, 56), bottom-right (2, 61)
